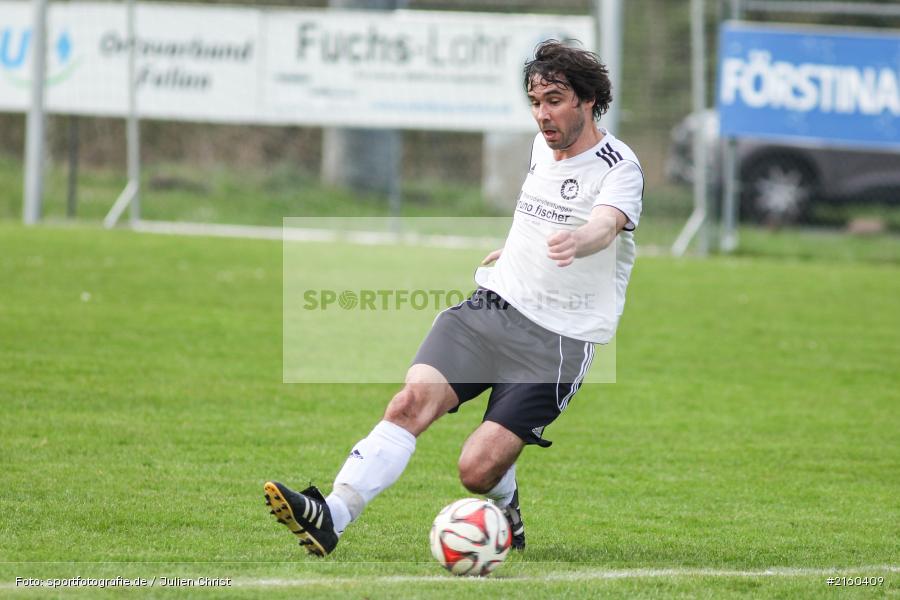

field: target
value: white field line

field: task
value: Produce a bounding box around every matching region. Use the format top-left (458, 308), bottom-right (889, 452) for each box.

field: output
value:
top-left (234, 565), bottom-right (900, 587)
top-left (132, 219), bottom-right (504, 250)
top-left (130, 219), bottom-right (668, 255)
top-left (0, 566), bottom-right (896, 590)
top-left (232, 565), bottom-right (900, 587)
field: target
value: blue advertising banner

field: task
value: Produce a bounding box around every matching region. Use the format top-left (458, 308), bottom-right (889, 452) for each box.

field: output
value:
top-left (717, 22), bottom-right (900, 150)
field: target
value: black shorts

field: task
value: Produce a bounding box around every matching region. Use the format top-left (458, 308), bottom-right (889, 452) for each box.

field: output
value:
top-left (412, 288), bottom-right (595, 447)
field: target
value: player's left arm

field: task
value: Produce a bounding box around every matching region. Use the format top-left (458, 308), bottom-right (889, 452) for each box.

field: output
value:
top-left (546, 205), bottom-right (628, 267)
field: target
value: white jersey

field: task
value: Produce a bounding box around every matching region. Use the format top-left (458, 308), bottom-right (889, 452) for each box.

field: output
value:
top-left (475, 128), bottom-right (643, 343)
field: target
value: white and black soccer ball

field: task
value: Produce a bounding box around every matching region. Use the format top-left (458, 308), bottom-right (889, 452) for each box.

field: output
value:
top-left (429, 498), bottom-right (511, 576)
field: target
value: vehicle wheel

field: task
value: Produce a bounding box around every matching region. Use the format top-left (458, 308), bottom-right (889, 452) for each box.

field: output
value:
top-left (740, 157), bottom-right (817, 225)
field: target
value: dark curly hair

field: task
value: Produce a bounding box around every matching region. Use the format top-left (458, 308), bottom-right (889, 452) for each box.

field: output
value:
top-left (523, 40), bottom-right (612, 121)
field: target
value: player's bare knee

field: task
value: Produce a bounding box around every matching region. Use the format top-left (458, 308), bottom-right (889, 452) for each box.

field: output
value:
top-left (384, 384), bottom-right (444, 435)
top-left (384, 387), bottom-right (420, 427)
top-left (457, 456), bottom-right (498, 494)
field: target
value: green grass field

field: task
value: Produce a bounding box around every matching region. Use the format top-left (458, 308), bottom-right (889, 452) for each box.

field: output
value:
top-left (0, 222), bottom-right (898, 598)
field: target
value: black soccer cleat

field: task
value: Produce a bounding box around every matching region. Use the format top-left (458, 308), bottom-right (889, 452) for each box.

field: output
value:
top-left (264, 481), bottom-right (338, 556)
top-left (496, 486), bottom-right (525, 550)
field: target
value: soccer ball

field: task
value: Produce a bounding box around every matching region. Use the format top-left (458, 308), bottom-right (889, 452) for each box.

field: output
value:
top-left (429, 498), bottom-right (512, 576)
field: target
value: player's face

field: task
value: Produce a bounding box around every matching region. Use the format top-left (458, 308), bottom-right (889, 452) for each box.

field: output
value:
top-left (527, 75), bottom-right (591, 151)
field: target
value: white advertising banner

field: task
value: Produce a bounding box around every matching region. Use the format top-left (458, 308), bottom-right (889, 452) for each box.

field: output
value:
top-left (262, 9), bottom-right (593, 131)
top-left (0, 2), bottom-right (593, 131)
top-left (0, 2), bottom-right (260, 122)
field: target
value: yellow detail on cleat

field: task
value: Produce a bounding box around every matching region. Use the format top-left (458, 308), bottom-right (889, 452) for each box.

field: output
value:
top-left (263, 481), bottom-right (328, 557)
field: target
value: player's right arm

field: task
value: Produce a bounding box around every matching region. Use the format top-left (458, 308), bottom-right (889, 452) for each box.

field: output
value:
top-left (481, 248), bottom-right (503, 265)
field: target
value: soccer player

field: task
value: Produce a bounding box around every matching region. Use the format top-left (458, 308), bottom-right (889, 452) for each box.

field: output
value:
top-left (265, 40), bottom-right (643, 556)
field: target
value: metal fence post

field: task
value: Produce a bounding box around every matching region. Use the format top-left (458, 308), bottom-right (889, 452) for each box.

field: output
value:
top-left (23, 0), bottom-right (48, 225)
top-left (596, 0), bottom-right (623, 135)
top-left (672, 0), bottom-right (708, 256)
top-left (719, 0), bottom-right (742, 252)
top-left (127, 0), bottom-right (141, 224)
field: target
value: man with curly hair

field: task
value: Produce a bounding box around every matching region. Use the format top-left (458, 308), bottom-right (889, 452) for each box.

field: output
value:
top-left (265, 39), bottom-right (644, 556)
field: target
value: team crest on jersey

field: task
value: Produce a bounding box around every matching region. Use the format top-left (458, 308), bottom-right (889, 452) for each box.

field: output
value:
top-left (560, 178), bottom-right (579, 200)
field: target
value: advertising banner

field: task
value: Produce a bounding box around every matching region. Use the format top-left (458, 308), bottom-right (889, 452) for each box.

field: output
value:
top-left (0, 2), bottom-right (593, 131)
top-left (0, 2), bottom-right (260, 122)
top-left (717, 22), bottom-right (900, 149)
top-left (262, 9), bottom-right (592, 131)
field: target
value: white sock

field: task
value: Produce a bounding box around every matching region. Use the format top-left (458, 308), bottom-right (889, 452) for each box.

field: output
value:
top-left (324, 494), bottom-right (352, 535)
top-left (328, 420), bottom-right (417, 529)
top-left (484, 463), bottom-right (517, 508)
